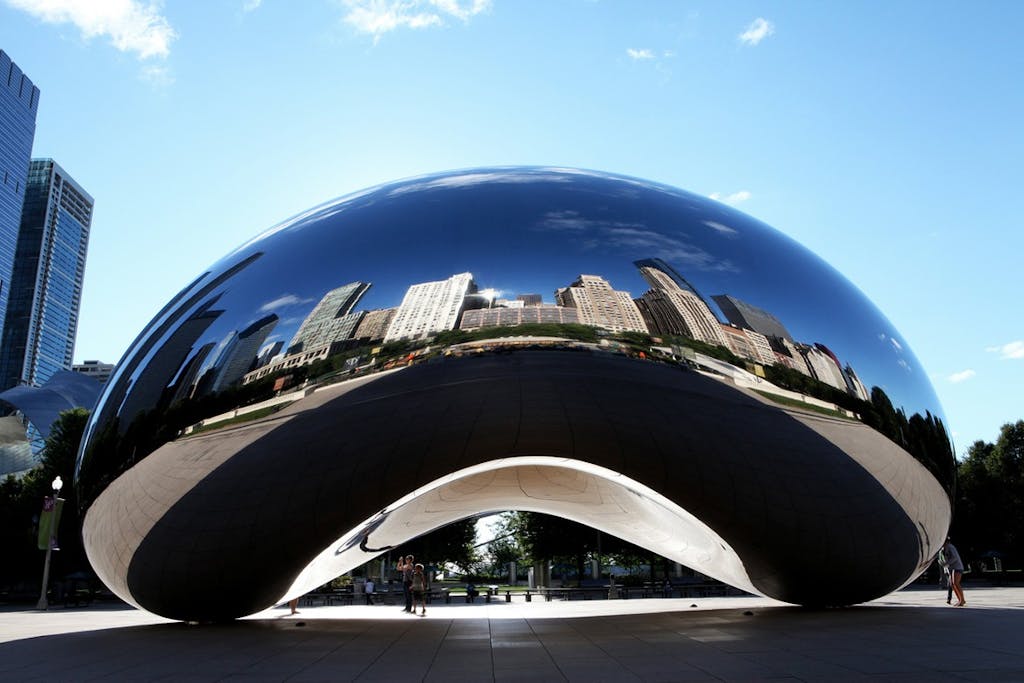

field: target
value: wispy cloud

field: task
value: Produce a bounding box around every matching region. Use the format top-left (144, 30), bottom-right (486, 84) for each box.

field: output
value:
top-left (738, 17), bottom-right (774, 46)
top-left (259, 294), bottom-right (314, 312)
top-left (5, 0), bottom-right (177, 59)
top-left (703, 220), bottom-right (738, 236)
top-left (537, 212), bottom-right (739, 273)
top-left (342, 0), bottom-right (490, 41)
top-left (626, 48), bottom-right (655, 60)
top-left (242, 0), bottom-right (262, 12)
top-left (948, 369), bottom-right (976, 383)
top-left (709, 190), bottom-right (752, 205)
top-left (987, 340), bottom-right (1024, 360)
top-left (140, 63), bottom-right (173, 87)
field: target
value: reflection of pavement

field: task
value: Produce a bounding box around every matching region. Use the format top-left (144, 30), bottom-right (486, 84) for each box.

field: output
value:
top-left (87, 350), bottom-right (948, 619)
top-left (2, 587), bottom-right (1024, 680)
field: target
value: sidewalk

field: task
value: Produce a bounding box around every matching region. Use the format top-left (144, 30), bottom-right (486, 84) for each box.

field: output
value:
top-left (2, 586), bottom-right (1022, 681)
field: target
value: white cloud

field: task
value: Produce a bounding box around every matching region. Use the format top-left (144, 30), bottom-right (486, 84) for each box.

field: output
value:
top-left (986, 340), bottom-right (1024, 360)
top-left (259, 294), bottom-right (314, 312)
top-left (626, 48), bottom-right (655, 60)
top-left (709, 190), bottom-right (752, 205)
top-left (5, 0), bottom-right (177, 59)
top-left (140, 63), bottom-right (173, 87)
top-left (948, 369), bottom-right (976, 383)
top-left (342, 0), bottom-right (490, 41)
top-left (738, 17), bottom-right (774, 46)
top-left (702, 220), bottom-right (738, 236)
top-left (242, 0), bottom-right (262, 11)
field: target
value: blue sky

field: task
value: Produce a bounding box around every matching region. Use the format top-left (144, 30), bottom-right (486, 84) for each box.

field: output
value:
top-left (0, 0), bottom-right (1021, 453)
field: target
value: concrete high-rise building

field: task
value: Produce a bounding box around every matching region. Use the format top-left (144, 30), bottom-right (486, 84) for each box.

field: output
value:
top-left (799, 344), bottom-right (847, 392)
top-left (353, 307), bottom-right (396, 342)
top-left (384, 272), bottom-right (476, 342)
top-left (554, 274), bottom-right (647, 334)
top-left (516, 294), bottom-right (542, 306)
top-left (0, 50), bottom-right (40, 345)
top-left (0, 159), bottom-right (93, 390)
top-left (719, 324), bottom-right (776, 366)
top-left (460, 304), bottom-right (579, 330)
top-left (72, 360), bottom-right (115, 385)
top-left (288, 281), bottom-right (370, 353)
top-left (634, 260), bottom-right (727, 347)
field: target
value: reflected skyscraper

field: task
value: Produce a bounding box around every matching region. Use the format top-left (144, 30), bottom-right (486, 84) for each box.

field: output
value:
top-left (211, 314), bottom-right (279, 392)
top-left (719, 324), bottom-right (776, 366)
top-left (0, 159), bottom-right (93, 390)
top-left (119, 298), bottom-right (224, 425)
top-left (635, 260), bottom-right (727, 346)
top-left (712, 294), bottom-right (794, 343)
top-left (0, 50), bottom-right (40, 354)
top-left (288, 281), bottom-right (370, 353)
top-left (555, 274), bottom-right (647, 334)
top-left (385, 272), bottom-right (476, 342)
top-left (352, 308), bottom-right (396, 342)
top-left (460, 304), bottom-right (579, 330)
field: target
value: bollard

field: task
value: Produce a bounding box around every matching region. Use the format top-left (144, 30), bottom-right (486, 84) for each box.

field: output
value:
top-left (485, 592), bottom-right (491, 603)
top-left (506, 591), bottom-right (511, 603)
top-left (525, 591), bottom-right (532, 602)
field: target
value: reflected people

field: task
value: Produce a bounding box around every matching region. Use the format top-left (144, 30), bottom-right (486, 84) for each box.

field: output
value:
top-left (75, 167), bottom-right (955, 621)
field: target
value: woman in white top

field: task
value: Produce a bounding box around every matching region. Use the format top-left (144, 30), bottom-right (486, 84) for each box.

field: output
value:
top-left (942, 538), bottom-right (966, 607)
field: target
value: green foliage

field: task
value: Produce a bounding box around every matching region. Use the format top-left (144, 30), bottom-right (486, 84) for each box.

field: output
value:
top-left (395, 518), bottom-right (479, 572)
top-left (0, 408), bottom-right (91, 590)
top-left (952, 421), bottom-right (1024, 567)
top-left (435, 323), bottom-right (601, 345)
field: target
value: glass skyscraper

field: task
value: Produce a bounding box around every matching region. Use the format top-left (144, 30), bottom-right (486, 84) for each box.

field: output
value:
top-left (0, 159), bottom-right (93, 390)
top-left (0, 49), bottom-right (40, 348)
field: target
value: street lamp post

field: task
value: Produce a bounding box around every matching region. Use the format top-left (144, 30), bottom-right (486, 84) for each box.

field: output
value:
top-left (36, 476), bottom-right (63, 610)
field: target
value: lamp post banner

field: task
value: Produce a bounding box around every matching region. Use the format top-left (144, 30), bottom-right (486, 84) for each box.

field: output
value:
top-left (37, 496), bottom-right (64, 550)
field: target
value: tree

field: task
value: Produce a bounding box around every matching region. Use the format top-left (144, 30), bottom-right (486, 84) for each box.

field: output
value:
top-left (397, 518), bottom-right (478, 573)
top-left (952, 421), bottom-right (1024, 567)
top-left (0, 408), bottom-right (91, 591)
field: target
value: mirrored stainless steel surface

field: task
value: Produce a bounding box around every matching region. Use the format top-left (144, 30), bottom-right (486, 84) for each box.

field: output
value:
top-left (76, 167), bottom-right (954, 621)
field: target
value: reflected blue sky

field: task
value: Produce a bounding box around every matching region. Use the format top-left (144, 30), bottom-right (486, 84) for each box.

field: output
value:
top-left (124, 167), bottom-right (938, 424)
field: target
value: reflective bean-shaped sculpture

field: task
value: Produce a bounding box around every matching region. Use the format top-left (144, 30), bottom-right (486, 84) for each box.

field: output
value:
top-left (76, 168), bottom-right (954, 621)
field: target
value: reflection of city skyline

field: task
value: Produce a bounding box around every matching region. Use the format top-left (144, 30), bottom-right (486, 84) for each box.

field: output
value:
top-left (189, 258), bottom-right (871, 405)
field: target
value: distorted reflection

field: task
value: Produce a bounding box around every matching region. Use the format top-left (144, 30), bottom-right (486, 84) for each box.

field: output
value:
top-left (76, 167), bottom-right (955, 621)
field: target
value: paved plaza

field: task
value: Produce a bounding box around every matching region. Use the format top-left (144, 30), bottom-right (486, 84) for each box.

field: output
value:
top-left (1, 586), bottom-right (1023, 682)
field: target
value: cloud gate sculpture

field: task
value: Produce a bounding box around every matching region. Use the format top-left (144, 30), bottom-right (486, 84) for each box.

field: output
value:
top-left (76, 167), bottom-right (954, 621)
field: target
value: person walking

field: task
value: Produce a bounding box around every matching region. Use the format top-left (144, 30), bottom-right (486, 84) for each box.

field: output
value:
top-left (364, 577), bottom-right (375, 605)
top-left (398, 554), bottom-right (415, 613)
top-left (411, 563), bottom-right (429, 616)
top-left (936, 546), bottom-right (953, 604)
top-left (942, 538), bottom-right (966, 607)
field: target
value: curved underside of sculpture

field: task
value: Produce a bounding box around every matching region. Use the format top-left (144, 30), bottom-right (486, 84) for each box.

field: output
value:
top-left (76, 167), bottom-right (955, 621)
top-left (83, 350), bottom-right (949, 621)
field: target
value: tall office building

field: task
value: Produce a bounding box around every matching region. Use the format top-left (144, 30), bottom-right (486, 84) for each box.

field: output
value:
top-left (287, 281), bottom-right (370, 353)
top-left (634, 261), bottom-right (728, 347)
top-left (72, 360), bottom-right (115, 385)
top-left (555, 275), bottom-right (647, 334)
top-left (384, 272), bottom-right (476, 342)
top-left (0, 50), bottom-right (40, 344)
top-left (0, 159), bottom-right (93, 390)
top-left (712, 294), bottom-right (794, 343)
